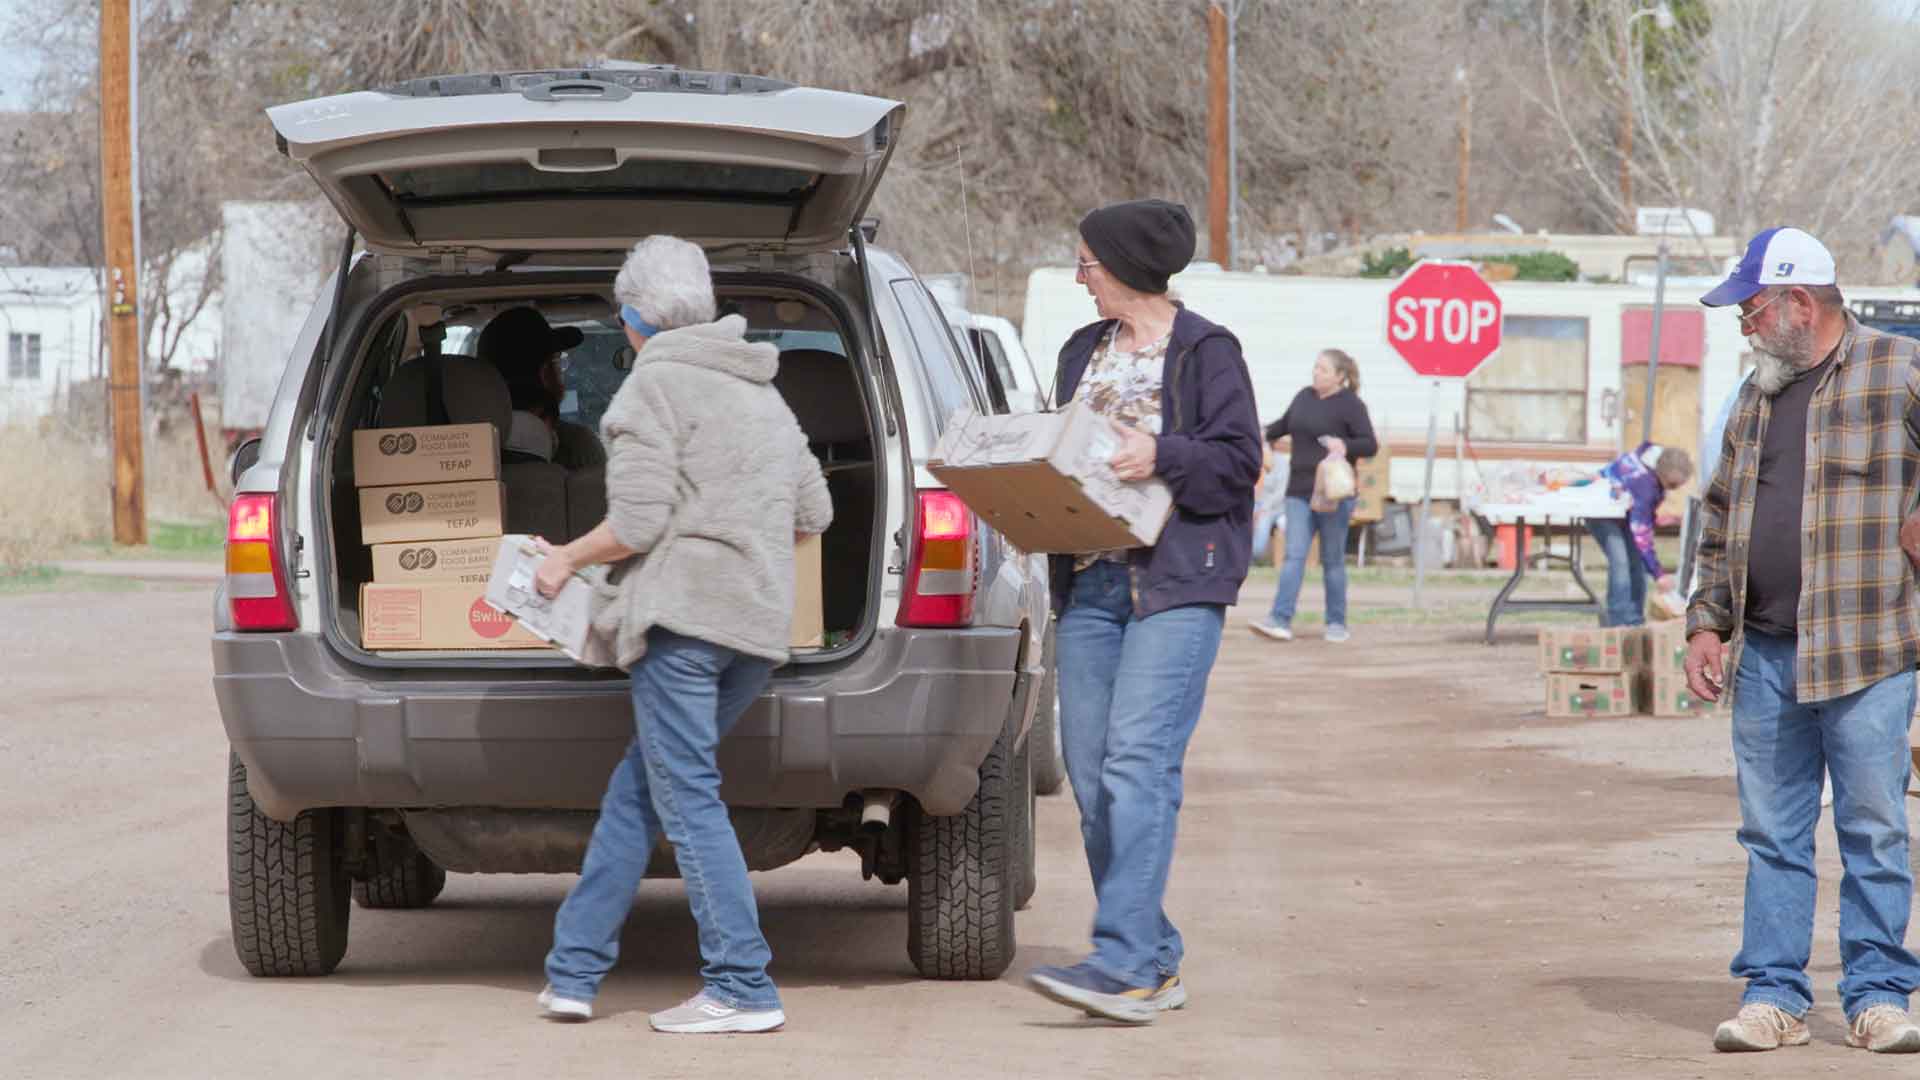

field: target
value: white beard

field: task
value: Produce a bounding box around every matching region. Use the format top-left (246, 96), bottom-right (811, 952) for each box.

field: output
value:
top-left (1748, 321), bottom-right (1819, 396)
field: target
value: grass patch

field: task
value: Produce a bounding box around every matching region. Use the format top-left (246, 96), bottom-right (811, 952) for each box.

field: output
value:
top-left (0, 566), bottom-right (145, 595)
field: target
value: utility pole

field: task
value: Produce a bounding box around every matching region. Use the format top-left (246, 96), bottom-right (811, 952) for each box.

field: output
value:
top-left (101, 0), bottom-right (145, 544)
top-left (1206, 2), bottom-right (1229, 268)
top-left (1455, 66), bottom-right (1472, 233)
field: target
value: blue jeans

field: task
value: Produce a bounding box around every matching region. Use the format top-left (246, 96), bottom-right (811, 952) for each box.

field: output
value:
top-left (1269, 496), bottom-right (1353, 629)
top-left (1055, 560), bottom-right (1225, 988)
top-left (1730, 631), bottom-right (1920, 1021)
top-left (1251, 496), bottom-right (1285, 563)
top-left (1586, 518), bottom-right (1646, 627)
top-left (545, 629), bottom-right (780, 1009)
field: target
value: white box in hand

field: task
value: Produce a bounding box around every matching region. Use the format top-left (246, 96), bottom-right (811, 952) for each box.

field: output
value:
top-left (482, 535), bottom-right (594, 661)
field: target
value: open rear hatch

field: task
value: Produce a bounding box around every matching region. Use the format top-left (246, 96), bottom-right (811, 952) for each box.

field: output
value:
top-left (267, 66), bottom-right (903, 259)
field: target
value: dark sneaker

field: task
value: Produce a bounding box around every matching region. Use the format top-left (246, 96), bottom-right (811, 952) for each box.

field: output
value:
top-left (648, 991), bottom-right (785, 1034)
top-left (1848, 1004), bottom-right (1920, 1053)
top-left (1713, 1002), bottom-right (1807, 1051)
top-left (536, 984), bottom-right (593, 1022)
top-left (1026, 963), bottom-right (1156, 1025)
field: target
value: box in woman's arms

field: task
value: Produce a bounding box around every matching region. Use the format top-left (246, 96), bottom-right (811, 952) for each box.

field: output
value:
top-left (481, 535), bottom-right (595, 661)
top-left (927, 400), bottom-right (1173, 554)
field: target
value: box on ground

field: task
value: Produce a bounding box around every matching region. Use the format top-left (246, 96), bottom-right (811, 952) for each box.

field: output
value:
top-left (371, 537), bottom-right (502, 584)
top-left (360, 581), bottom-right (549, 650)
top-left (352, 422), bottom-right (499, 487)
top-left (1545, 672), bottom-right (1642, 717)
top-left (359, 480), bottom-right (505, 545)
top-left (927, 401), bottom-right (1173, 554)
top-left (1538, 626), bottom-right (1647, 673)
top-left (1642, 671), bottom-right (1710, 717)
top-left (1643, 621), bottom-right (1688, 676)
top-left (482, 536), bottom-right (595, 660)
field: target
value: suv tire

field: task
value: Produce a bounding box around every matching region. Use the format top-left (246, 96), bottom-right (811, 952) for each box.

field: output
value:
top-left (353, 835), bottom-right (447, 910)
top-left (1032, 627), bottom-right (1066, 796)
top-left (1012, 728), bottom-right (1037, 911)
top-left (228, 752), bottom-right (350, 976)
top-left (906, 719), bottom-right (1018, 979)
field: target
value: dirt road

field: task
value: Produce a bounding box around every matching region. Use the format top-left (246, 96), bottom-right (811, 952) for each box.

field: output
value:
top-left (3, 579), bottom-right (1916, 1077)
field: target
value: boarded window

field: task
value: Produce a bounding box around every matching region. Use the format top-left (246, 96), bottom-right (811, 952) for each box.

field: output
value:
top-left (1465, 316), bottom-right (1587, 443)
top-left (7, 332), bottom-right (40, 380)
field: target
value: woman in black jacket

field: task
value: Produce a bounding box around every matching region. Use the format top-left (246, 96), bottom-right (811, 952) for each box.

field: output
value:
top-left (1023, 199), bottom-right (1262, 1026)
top-left (1249, 349), bottom-right (1377, 643)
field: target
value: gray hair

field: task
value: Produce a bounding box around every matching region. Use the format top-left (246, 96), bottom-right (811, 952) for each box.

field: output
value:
top-left (613, 235), bottom-right (717, 331)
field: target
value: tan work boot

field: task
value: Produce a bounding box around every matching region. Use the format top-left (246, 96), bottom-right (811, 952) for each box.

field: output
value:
top-left (1713, 1003), bottom-right (1809, 1052)
top-left (1847, 1004), bottom-right (1920, 1053)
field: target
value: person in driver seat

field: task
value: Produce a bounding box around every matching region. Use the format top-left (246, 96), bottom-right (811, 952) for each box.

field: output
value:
top-left (477, 305), bottom-right (607, 469)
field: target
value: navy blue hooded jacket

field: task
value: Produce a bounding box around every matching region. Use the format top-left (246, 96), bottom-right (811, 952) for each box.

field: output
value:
top-left (1048, 307), bottom-right (1263, 617)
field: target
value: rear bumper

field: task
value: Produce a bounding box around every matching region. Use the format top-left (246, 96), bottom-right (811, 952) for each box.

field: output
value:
top-left (213, 626), bottom-right (1021, 821)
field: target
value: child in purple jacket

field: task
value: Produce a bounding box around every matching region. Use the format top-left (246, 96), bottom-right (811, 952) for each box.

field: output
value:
top-left (1589, 442), bottom-right (1695, 627)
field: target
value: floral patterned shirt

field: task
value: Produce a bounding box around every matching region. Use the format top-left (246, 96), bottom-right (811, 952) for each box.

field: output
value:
top-left (1072, 324), bottom-right (1168, 567)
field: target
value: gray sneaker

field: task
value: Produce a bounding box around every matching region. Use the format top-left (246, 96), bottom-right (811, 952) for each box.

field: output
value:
top-left (1324, 624), bottom-right (1351, 643)
top-left (1848, 1004), bottom-right (1920, 1053)
top-left (649, 991), bottom-right (785, 1034)
top-left (1248, 619), bottom-right (1293, 642)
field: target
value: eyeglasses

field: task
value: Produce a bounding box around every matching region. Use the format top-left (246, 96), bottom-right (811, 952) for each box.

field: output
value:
top-left (1074, 257), bottom-right (1100, 274)
top-left (1737, 290), bottom-right (1785, 332)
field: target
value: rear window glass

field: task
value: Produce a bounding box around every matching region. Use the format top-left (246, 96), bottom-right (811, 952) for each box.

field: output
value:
top-left (380, 161), bottom-right (819, 204)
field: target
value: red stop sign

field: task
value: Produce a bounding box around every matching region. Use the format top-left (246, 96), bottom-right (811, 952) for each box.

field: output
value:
top-left (1386, 261), bottom-right (1503, 378)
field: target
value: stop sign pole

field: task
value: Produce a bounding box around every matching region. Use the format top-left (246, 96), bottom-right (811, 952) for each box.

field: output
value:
top-left (1384, 261), bottom-right (1504, 607)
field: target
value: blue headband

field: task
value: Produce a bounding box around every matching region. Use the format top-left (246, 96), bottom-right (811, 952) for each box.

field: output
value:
top-left (620, 304), bottom-right (662, 337)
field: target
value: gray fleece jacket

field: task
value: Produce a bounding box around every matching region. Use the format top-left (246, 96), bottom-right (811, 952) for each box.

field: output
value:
top-left (582, 314), bottom-right (832, 670)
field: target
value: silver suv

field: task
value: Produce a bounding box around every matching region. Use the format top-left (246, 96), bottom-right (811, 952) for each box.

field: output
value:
top-left (213, 66), bottom-right (1056, 982)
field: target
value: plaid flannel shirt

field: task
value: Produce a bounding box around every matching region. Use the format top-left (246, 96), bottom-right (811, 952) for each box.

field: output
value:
top-left (1686, 314), bottom-right (1920, 703)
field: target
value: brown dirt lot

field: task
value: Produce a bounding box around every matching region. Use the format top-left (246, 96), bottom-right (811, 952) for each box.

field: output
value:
top-left (3, 572), bottom-right (1917, 1078)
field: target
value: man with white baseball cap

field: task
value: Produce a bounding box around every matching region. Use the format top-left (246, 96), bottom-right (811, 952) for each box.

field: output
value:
top-left (1688, 226), bottom-right (1920, 1053)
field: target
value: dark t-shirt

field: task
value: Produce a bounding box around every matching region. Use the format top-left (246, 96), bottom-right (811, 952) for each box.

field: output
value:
top-left (1263, 388), bottom-right (1379, 499)
top-left (1744, 352), bottom-right (1835, 636)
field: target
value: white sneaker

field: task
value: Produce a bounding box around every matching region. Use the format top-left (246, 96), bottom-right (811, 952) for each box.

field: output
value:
top-left (1848, 1004), bottom-right (1920, 1053)
top-left (1324, 624), bottom-right (1351, 643)
top-left (649, 991), bottom-right (786, 1034)
top-left (1713, 1002), bottom-right (1807, 1051)
top-left (537, 985), bottom-right (593, 1022)
top-left (1248, 620), bottom-right (1293, 642)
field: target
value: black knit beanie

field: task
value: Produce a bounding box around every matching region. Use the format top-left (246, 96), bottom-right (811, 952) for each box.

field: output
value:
top-left (1077, 199), bottom-right (1197, 294)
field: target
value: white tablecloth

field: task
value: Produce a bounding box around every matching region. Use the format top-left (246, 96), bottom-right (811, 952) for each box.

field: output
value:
top-left (1468, 487), bottom-right (1630, 525)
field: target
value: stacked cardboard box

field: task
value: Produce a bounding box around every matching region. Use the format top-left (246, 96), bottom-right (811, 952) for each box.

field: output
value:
top-left (351, 422), bottom-right (546, 650)
top-left (1638, 621), bottom-right (1710, 717)
top-left (1351, 445), bottom-right (1391, 525)
top-left (1538, 626), bottom-right (1648, 717)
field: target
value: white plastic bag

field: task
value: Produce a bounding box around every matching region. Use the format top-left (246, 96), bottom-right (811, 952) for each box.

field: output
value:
top-left (1311, 456), bottom-right (1356, 511)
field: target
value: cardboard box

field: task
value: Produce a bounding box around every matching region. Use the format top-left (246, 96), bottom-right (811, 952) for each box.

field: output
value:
top-left (926, 401), bottom-right (1174, 554)
top-left (1545, 672), bottom-right (1641, 717)
top-left (481, 536), bottom-right (595, 660)
top-left (359, 480), bottom-right (505, 545)
top-left (371, 538), bottom-right (503, 584)
top-left (1642, 670), bottom-right (1711, 718)
top-left (1538, 626), bottom-right (1648, 674)
top-left (352, 423), bottom-right (499, 487)
top-left (792, 532), bottom-right (824, 649)
top-left (1351, 450), bottom-right (1390, 525)
top-left (1643, 621), bottom-right (1688, 677)
top-left (360, 582), bottom-right (550, 650)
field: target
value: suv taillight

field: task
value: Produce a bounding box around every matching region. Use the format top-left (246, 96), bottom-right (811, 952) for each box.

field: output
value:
top-left (900, 489), bottom-right (976, 628)
top-left (227, 493), bottom-right (297, 631)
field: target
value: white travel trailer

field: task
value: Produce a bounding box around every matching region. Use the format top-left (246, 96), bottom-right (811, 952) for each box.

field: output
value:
top-left (1022, 265), bottom-right (1920, 512)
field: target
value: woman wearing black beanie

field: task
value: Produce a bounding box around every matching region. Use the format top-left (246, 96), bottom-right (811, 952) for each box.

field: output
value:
top-left (1025, 199), bottom-right (1263, 1024)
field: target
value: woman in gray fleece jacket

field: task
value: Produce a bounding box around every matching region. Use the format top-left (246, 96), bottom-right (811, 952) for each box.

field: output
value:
top-left (531, 235), bottom-right (832, 1034)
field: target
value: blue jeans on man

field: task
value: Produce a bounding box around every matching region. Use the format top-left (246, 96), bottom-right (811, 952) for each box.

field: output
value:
top-left (545, 628), bottom-right (780, 1010)
top-left (1730, 630), bottom-right (1920, 1021)
top-left (1268, 495), bottom-right (1353, 630)
top-left (1586, 518), bottom-right (1646, 627)
top-left (1054, 560), bottom-right (1225, 988)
